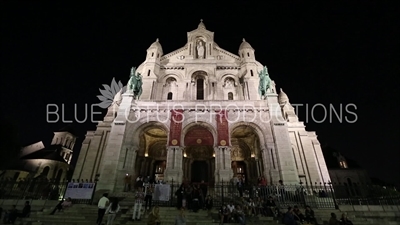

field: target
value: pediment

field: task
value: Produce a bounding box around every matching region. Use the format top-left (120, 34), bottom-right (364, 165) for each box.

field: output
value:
top-left (160, 46), bottom-right (188, 63)
top-left (214, 46), bottom-right (240, 61)
top-left (159, 45), bottom-right (240, 64)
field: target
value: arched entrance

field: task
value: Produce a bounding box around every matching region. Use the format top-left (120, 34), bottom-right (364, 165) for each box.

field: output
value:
top-left (230, 125), bottom-right (262, 184)
top-left (136, 125), bottom-right (168, 182)
top-left (183, 125), bottom-right (215, 184)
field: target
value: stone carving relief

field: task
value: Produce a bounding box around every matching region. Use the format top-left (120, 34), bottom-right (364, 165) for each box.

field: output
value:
top-left (231, 146), bottom-right (245, 160)
top-left (223, 77), bottom-right (235, 88)
top-left (150, 147), bottom-right (167, 159)
top-left (165, 77), bottom-right (177, 87)
top-left (187, 146), bottom-right (212, 159)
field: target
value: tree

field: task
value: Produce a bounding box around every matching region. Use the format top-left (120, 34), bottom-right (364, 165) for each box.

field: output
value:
top-left (0, 116), bottom-right (21, 171)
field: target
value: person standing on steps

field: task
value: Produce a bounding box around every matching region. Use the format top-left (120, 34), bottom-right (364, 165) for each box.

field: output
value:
top-left (144, 183), bottom-right (154, 211)
top-left (97, 193), bottom-right (109, 225)
top-left (105, 198), bottom-right (120, 225)
top-left (132, 186), bottom-right (145, 221)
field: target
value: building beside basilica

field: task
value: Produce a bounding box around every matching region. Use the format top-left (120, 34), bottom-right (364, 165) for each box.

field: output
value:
top-left (322, 145), bottom-right (371, 185)
top-left (73, 20), bottom-right (331, 194)
top-left (0, 127), bottom-right (75, 182)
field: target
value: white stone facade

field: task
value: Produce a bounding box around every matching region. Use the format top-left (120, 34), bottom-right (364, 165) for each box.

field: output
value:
top-left (73, 21), bottom-right (331, 193)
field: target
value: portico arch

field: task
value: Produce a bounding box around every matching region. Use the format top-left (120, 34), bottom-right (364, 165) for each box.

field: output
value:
top-left (124, 121), bottom-right (168, 182)
top-left (229, 122), bottom-right (267, 148)
top-left (230, 123), bottom-right (263, 184)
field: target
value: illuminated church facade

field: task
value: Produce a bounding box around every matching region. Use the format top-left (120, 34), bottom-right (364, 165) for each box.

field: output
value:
top-left (73, 21), bottom-right (331, 193)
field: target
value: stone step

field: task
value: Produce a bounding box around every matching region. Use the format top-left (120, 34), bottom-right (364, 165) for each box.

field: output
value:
top-left (17, 204), bottom-right (400, 225)
top-left (18, 222), bottom-right (283, 225)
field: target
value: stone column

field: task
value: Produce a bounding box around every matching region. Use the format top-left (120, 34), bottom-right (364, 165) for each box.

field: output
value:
top-left (214, 146), bottom-right (222, 172)
top-left (260, 148), bottom-right (276, 183)
top-left (164, 146), bottom-right (183, 184)
top-left (130, 146), bottom-right (139, 177)
top-left (215, 146), bottom-right (233, 183)
top-left (224, 147), bottom-right (233, 170)
top-left (255, 159), bottom-right (260, 177)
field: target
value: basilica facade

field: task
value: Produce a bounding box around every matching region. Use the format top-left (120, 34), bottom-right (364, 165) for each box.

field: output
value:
top-left (73, 21), bottom-right (331, 193)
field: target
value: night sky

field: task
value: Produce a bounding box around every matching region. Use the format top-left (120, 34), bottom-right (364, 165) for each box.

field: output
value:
top-left (1, 2), bottom-right (398, 185)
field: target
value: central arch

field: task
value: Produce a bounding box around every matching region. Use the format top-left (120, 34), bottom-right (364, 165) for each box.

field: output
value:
top-left (183, 124), bottom-right (215, 184)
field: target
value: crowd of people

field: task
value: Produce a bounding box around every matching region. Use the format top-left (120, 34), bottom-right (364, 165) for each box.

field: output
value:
top-left (0, 174), bottom-right (355, 225)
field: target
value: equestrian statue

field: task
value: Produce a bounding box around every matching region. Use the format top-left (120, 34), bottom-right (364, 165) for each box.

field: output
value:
top-left (128, 67), bottom-right (143, 100)
top-left (258, 66), bottom-right (271, 99)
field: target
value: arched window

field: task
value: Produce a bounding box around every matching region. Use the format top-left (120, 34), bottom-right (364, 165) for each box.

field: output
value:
top-left (65, 152), bottom-right (70, 161)
top-left (247, 52), bottom-right (250, 57)
top-left (147, 70), bottom-right (151, 76)
top-left (228, 92), bottom-right (233, 100)
top-left (151, 52), bottom-right (154, 57)
top-left (196, 78), bottom-right (204, 100)
top-left (167, 92), bottom-right (173, 100)
top-left (13, 172), bottom-right (20, 180)
top-left (42, 166), bottom-right (50, 177)
top-left (250, 70), bottom-right (254, 76)
top-left (347, 178), bottom-right (352, 185)
top-left (347, 178), bottom-right (355, 196)
top-left (339, 156), bottom-right (348, 168)
top-left (56, 169), bottom-right (63, 183)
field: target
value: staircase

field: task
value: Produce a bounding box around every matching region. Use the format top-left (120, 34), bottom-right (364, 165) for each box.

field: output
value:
top-left (15, 204), bottom-right (279, 225)
top-left (12, 203), bottom-right (400, 225)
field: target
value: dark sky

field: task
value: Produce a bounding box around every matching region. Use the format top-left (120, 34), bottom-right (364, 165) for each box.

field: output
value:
top-left (1, 2), bottom-right (399, 185)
